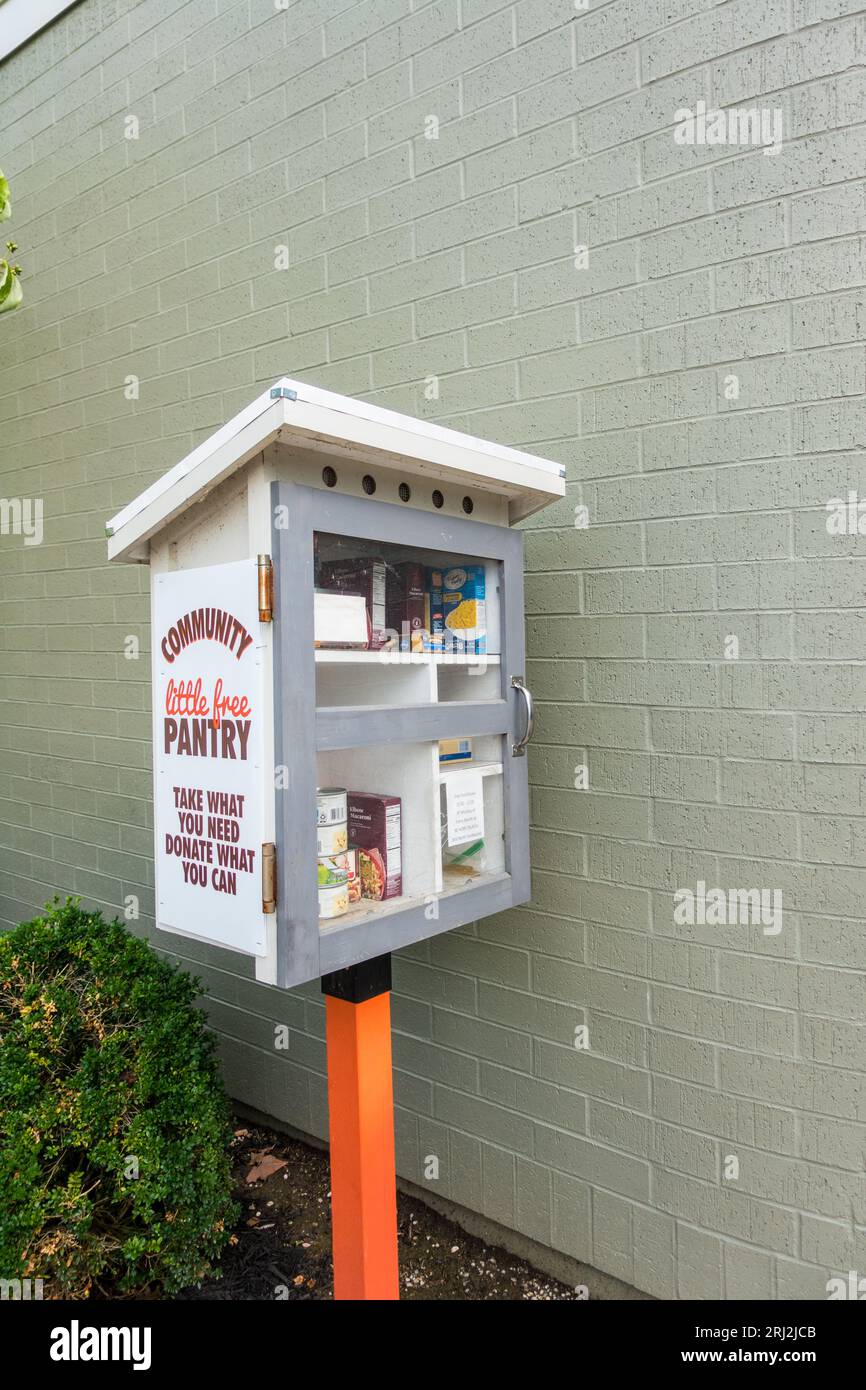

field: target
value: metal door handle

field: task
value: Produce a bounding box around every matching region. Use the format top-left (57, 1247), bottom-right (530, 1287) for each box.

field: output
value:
top-left (511, 676), bottom-right (534, 756)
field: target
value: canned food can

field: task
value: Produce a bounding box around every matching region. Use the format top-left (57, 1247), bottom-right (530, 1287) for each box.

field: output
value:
top-left (317, 787), bottom-right (347, 826)
top-left (318, 852), bottom-right (349, 887)
top-left (317, 820), bottom-right (348, 855)
top-left (318, 880), bottom-right (349, 919)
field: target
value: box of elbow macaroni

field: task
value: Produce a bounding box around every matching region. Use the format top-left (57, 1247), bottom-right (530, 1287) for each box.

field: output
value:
top-left (441, 564), bottom-right (486, 655)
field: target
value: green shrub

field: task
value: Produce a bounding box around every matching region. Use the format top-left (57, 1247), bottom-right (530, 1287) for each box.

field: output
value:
top-left (0, 899), bottom-right (239, 1296)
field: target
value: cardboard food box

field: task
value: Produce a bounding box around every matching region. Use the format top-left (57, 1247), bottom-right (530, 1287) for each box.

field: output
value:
top-left (348, 792), bottom-right (402, 900)
top-left (439, 737), bottom-right (472, 763)
top-left (386, 561), bottom-right (426, 652)
top-left (425, 567), bottom-right (445, 652)
top-left (442, 564), bottom-right (486, 654)
top-left (318, 557), bottom-right (387, 650)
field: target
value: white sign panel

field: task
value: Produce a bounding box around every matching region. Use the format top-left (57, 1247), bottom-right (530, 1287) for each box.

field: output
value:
top-left (444, 770), bottom-right (485, 847)
top-left (152, 560), bottom-right (267, 955)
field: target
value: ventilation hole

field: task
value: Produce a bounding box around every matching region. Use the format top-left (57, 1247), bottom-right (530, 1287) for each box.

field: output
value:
top-left (398, 481), bottom-right (411, 502)
top-left (432, 489), bottom-right (444, 509)
top-left (462, 495), bottom-right (474, 514)
top-left (322, 466), bottom-right (337, 488)
top-left (362, 474), bottom-right (376, 495)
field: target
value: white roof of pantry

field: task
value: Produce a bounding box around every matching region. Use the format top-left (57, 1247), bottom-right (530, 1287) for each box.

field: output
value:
top-left (105, 377), bottom-right (567, 562)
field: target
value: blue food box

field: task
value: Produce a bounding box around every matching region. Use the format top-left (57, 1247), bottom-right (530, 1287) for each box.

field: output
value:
top-left (441, 564), bottom-right (486, 655)
top-left (439, 737), bottom-right (472, 763)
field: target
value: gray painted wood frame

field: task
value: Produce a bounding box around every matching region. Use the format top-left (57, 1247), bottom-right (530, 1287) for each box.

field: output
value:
top-left (316, 699), bottom-right (510, 750)
top-left (271, 480), bottom-right (320, 988)
top-left (270, 479), bottom-right (532, 988)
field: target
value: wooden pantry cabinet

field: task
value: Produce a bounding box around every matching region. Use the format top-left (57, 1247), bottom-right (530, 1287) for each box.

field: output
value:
top-left (106, 377), bottom-right (564, 989)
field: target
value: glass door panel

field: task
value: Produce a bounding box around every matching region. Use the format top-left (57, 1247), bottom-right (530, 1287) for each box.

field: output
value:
top-left (271, 479), bottom-right (530, 985)
top-left (313, 530), bottom-right (502, 712)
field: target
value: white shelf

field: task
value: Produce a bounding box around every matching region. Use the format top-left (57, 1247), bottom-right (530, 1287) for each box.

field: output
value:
top-left (319, 865), bottom-right (506, 932)
top-left (436, 760), bottom-right (503, 781)
top-left (315, 649), bottom-right (500, 665)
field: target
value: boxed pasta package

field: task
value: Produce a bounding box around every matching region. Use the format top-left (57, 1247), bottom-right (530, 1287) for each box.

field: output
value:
top-left (348, 792), bottom-right (402, 900)
top-left (318, 557), bottom-right (388, 650)
top-left (425, 568), bottom-right (445, 652)
top-left (386, 560), bottom-right (426, 652)
top-left (442, 564), bottom-right (486, 655)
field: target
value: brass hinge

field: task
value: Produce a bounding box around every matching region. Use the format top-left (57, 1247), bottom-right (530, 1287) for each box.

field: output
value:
top-left (261, 842), bottom-right (276, 913)
top-left (257, 554), bottom-right (273, 622)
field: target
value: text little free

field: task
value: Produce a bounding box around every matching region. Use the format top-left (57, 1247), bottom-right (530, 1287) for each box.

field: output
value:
top-left (164, 677), bottom-right (251, 722)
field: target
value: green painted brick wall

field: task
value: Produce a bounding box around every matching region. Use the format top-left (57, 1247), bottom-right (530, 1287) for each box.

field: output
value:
top-left (2, 0), bottom-right (865, 1300)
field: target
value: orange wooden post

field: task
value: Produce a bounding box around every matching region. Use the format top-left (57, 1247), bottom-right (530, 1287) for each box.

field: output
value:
top-left (323, 955), bottom-right (399, 1301)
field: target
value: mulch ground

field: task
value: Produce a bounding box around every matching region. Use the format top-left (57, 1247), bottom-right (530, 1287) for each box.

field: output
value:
top-left (178, 1122), bottom-right (585, 1301)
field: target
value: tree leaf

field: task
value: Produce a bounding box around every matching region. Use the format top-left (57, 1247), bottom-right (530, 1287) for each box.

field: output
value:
top-left (0, 170), bottom-right (10, 222)
top-left (0, 260), bottom-right (22, 314)
top-left (245, 1154), bottom-right (287, 1183)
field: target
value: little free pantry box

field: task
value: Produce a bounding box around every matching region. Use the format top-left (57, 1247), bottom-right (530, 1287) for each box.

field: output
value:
top-left (106, 378), bottom-right (565, 988)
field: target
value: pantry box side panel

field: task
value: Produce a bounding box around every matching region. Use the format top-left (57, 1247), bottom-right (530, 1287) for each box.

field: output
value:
top-left (147, 463), bottom-right (278, 970)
